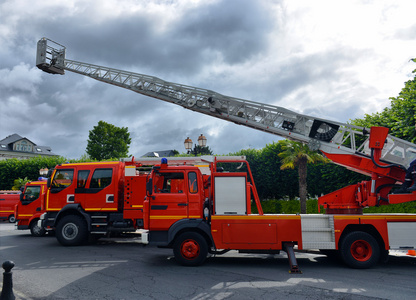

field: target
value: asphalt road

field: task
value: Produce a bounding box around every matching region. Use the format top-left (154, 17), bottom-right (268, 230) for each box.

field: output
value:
top-left (1, 222), bottom-right (415, 300)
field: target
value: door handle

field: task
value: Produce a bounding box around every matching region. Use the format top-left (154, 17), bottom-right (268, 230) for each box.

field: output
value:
top-left (178, 203), bottom-right (188, 206)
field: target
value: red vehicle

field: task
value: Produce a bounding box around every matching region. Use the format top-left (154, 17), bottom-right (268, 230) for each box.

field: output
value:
top-left (38, 161), bottom-right (146, 245)
top-left (15, 180), bottom-right (48, 236)
top-left (139, 152), bottom-right (416, 270)
top-left (38, 158), bottom-right (210, 245)
top-left (36, 38), bottom-right (416, 270)
top-left (0, 191), bottom-right (20, 223)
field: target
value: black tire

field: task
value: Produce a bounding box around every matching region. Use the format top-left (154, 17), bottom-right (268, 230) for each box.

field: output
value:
top-left (30, 220), bottom-right (46, 237)
top-left (173, 232), bottom-right (208, 266)
top-left (340, 231), bottom-right (380, 269)
top-left (56, 215), bottom-right (88, 246)
top-left (8, 215), bottom-right (16, 223)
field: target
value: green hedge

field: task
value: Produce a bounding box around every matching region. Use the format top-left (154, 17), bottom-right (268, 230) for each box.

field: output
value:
top-left (363, 201), bottom-right (416, 213)
top-left (0, 156), bottom-right (93, 190)
top-left (251, 199), bottom-right (416, 214)
top-left (251, 199), bottom-right (320, 214)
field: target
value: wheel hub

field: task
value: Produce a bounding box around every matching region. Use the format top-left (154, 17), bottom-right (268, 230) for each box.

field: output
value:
top-left (63, 223), bottom-right (78, 240)
top-left (181, 240), bottom-right (200, 259)
top-left (351, 240), bottom-right (372, 261)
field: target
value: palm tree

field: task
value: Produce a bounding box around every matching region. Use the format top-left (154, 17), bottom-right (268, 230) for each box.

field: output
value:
top-left (12, 177), bottom-right (30, 190)
top-left (278, 140), bottom-right (328, 213)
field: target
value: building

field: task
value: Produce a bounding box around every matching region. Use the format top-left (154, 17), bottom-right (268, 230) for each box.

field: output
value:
top-left (141, 150), bottom-right (177, 158)
top-left (0, 134), bottom-right (58, 160)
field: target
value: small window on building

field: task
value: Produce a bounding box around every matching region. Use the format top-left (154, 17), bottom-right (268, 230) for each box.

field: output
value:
top-left (90, 169), bottom-right (113, 189)
top-left (36, 148), bottom-right (42, 152)
top-left (14, 140), bottom-right (33, 152)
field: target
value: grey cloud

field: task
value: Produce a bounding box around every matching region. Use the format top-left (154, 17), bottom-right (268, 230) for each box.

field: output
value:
top-left (395, 24), bottom-right (416, 40)
top-left (30, 0), bottom-right (275, 76)
top-left (1, 0), bottom-right (414, 159)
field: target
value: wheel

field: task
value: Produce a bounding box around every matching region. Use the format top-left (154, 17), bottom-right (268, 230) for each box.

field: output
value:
top-left (56, 215), bottom-right (88, 246)
top-left (340, 231), bottom-right (380, 269)
top-left (8, 215), bottom-right (16, 223)
top-left (173, 232), bottom-right (208, 266)
top-left (30, 220), bottom-right (46, 237)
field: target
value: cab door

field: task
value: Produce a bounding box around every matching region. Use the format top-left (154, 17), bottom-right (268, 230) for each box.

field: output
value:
top-left (148, 170), bottom-right (188, 230)
top-left (17, 182), bottom-right (46, 224)
top-left (75, 167), bottom-right (118, 212)
top-left (47, 168), bottom-right (76, 211)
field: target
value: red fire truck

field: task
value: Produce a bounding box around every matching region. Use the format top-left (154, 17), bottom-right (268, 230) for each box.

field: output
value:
top-left (0, 190), bottom-right (20, 223)
top-left (15, 180), bottom-right (48, 236)
top-left (37, 161), bottom-right (146, 245)
top-left (37, 157), bottom-right (219, 246)
top-left (36, 38), bottom-right (416, 270)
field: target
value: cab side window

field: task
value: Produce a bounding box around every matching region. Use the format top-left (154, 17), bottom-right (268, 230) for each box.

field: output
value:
top-left (51, 169), bottom-right (74, 189)
top-left (22, 186), bottom-right (41, 204)
top-left (90, 169), bottom-right (113, 189)
top-left (154, 172), bottom-right (184, 193)
top-left (188, 172), bottom-right (198, 194)
top-left (77, 170), bottom-right (90, 188)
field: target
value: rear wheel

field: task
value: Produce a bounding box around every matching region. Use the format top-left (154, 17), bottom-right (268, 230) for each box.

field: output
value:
top-left (30, 220), bottom-right (46, 237)
top-left (340, 231), bottom-right (380, 269)
top-left (173, 232), bottom-right (208, 266)
top-left (56, 215), bottom-right (88, 246)
top-left (8, 215), bottom-right (16, 223)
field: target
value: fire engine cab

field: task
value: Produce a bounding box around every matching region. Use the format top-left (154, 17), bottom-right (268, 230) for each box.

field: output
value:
top-left (15, 180), bottom-right (48, 236)
top-left (38, 161), bottom-right (147, 245)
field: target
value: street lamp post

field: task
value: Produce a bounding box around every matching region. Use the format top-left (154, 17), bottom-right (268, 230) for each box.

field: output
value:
top-left (184, 134), bottom-right (207, 156)
top-left (39, 168), bottom-right (49, 176)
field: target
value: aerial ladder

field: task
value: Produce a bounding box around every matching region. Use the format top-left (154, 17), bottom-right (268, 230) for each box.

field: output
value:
top-left (36, 38), bottom-right (416, 214)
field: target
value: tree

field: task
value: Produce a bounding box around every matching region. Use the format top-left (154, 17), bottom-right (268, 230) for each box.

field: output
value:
top-left (86, 121), bottom-right (131, 160)
top-left (351, 58), bottom-right (416, 143)
top-left (278, 140), bottom-right (328, 213)
top-left (192, 145), bottom-right (213, 156)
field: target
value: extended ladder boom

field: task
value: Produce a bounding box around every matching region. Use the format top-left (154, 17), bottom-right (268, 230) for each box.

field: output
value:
top-left (36, 38), bottom-right (416, 171)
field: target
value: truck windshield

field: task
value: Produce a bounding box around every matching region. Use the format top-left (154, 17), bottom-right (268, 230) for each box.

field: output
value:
top-left (22, 186), bottom-right (41, 203)
top-left (51, 169), bottom-right (74, 189)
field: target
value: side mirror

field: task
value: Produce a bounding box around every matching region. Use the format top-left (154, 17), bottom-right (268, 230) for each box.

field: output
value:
top-left (47, 177), bottom-right (51, 188)
top-left (47, 169), bottom-right (54, 177)
top-left (20, 193), bottom-right (24, 201)
top-left (146, 178), bottom-right (153, 196)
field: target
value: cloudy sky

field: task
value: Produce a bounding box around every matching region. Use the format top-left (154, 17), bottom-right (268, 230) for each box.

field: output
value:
top-left (1, 0), bottom-right (416, 159)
